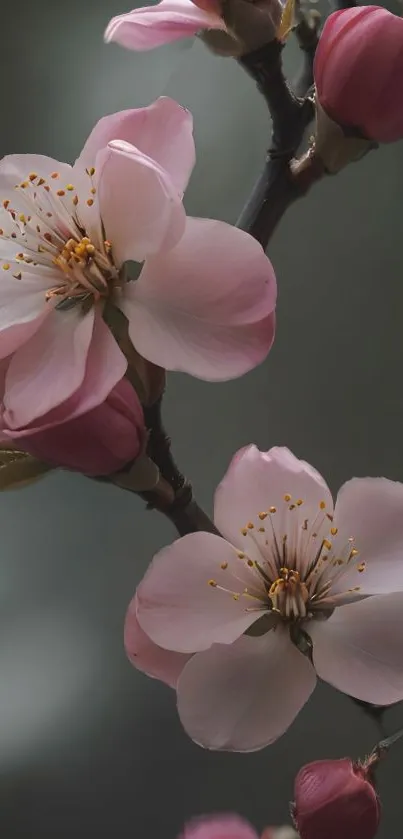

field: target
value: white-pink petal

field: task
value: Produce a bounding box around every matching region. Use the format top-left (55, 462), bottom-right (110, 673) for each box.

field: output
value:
top-left (177, 628), bottom-right (316, 752)
top-left (121, 217), bottom-right (276, 380)
top-left (332, 477), bottom-right (403, 595)
top-left (76, 98), bottom-right (195, 196)
top-left (125, 595), bottom-right (191, 688)
top-left (214, 445), bottom-right (334, 552)
top-left (105, 0), bottom-right (225, 52)
top-left (3, 308), bottom-right (94, 428)
top-left (310, 592), bottom-right (403, 705)
top-left (97, 141), bottom-right (185, 266)
top-left (4, 311), bottom-right (127, 434)
top-left (136, 532), bottom-right (265, 653)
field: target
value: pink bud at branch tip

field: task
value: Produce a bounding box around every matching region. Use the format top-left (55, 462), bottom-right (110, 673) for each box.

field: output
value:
top-left (314, 6), bottom-right (403, 143)
top-left (8, 378), bottom-right (146, 477)
top-left (293, 758), bottom-right (380, 839)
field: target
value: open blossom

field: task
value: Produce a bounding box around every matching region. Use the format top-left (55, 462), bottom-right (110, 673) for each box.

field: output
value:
top-left (0, 96), bottom-right (276, 431)
top-left (293, 758), bottom-right (380, 839)
top-left (1, 377), bottom-right (145, 477)
top-left (314, 6), bottom-right (403, 143)
top-left (131, 445), bottom-right (403, 751)
top-left (105, 0), bottom-right (282, 55)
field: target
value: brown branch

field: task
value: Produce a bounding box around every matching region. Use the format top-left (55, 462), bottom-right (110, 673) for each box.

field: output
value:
top-left (236, 1), bottom-right (357, 248)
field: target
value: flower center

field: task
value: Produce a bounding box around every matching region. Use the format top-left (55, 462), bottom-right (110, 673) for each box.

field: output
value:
top-left (269, 568), bottom-right (309, 619)
top-left (0, 168), bottom-right (119, 312)
top-left (207, 493), bottom-right (366, 626)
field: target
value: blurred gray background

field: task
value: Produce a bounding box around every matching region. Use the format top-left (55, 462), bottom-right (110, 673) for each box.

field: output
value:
top-left (1, 1), bottom-right (402, 836)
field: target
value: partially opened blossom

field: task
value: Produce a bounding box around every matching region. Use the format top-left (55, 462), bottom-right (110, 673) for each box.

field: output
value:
top-left (133, 445), bottom-right (403, 751)
top-left (293, 758), bottom-right (380, 839)
top-left (0, 377), bottom-right (145, 477)
top-left (0, 96), bottom-right (276, 431)
top-left (314, 6), bottom-right (403, 143)
top-left (105, 0), bottom-right (282, 56)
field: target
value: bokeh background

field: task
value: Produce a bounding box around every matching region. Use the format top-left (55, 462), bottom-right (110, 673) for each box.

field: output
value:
top-left (1, 1), bottom-right (402, 836)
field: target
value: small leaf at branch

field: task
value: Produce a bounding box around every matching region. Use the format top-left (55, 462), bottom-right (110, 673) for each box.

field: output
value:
top-left (0, 448), bottom-right (52, 490)
top-left (277, 0), bottom-right (296, 41)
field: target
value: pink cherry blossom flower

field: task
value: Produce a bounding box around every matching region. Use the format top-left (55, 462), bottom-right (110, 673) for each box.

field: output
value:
top-left (133, 445), bottom-right (403, 751)
top-left (105, 0), bottom-right (282, 55)
top-left (0, 377), bottom-right (145, 477)
top-left (0, 97), bottom-right (276, 430)
top-left (293, 757), bottom-right (380, 839)
top-left (179, 815), bottom-right (298, 839)
top-left (314, 6), bottom-right (403, 143)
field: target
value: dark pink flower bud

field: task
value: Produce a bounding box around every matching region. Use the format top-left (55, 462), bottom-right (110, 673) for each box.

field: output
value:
top-left (293, 758), bottom-right (380, 839)
top-left (314, 6), bottom-right (403, 143)
top-left (9, 378), bottom-right (146, 477)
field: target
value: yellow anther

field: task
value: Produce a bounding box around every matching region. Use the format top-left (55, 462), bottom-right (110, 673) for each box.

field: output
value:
top-left (323, 539), bottom-right (332, 550)
top-left (66, 184), bottom-right (75, 191)
top-left (269, 506), bottom-right (276, 514)
top-left (258, 512), bottom-right (267, 520)
top-left (19, 181), bottom-right (28, 188)
top-left (247, 522), bottom-right (254, 529)
top-left (296, 499), bottom-right (303, 506)
top-left (319, 501), bottom-right (326, 510)
top-left (90, 187), bottom-right (96, 195)
top-left (86, 244), bottom-right (95, 255)
top-left (88, 167), bottom-right (95, 176)
top-left (208, 579), bottom-right (217, 587)
top-left (18, 214), bottom-right (26, 223)
top-left (220, 562), bottom-right (228, 570)
top-left (349, 548), bottom-right (359, 558)
top-left (284, 494), bottom-right (291, 502)
top-left (330, 527), bottom-right (338, 536)
top-left (241, 528), bottom-right (248, 536)
top-left (233, 594), bottom-right (240, 601)
top-left (237, 551), bottom-right (245, 559)
top-left (2, 263), bottom-right (10, 270)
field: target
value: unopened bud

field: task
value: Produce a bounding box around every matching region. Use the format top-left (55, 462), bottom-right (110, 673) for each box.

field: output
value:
top-left (314, 6), bottom-right (403, 144)
top-left (292, 758), bottom-right (380, 839)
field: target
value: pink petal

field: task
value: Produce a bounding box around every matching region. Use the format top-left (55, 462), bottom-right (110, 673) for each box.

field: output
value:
top-left (5, 312), bottom-right (127, 434)
top-left (104, 0), bottom-right (225, 51)
top-left (76, 97), bottom-right (195, 196)
top-left (177, 629), bottom-right (316, 751)
top-left (214, 445), bottom-right (334, 552)
top-left (124, 595), bottom-right (191, 688)
top-left (309, 592), bottom-right (403, 704)
top-left (136, 532), bottom-right (265, 653)
top-left (180, 815), bottom-right (259, 839)
top-left (332, 477), bottom-right (403, 595)
top-left (121, 217), bottom-right (276, 380)
top-left (97, 141), bottom-right (186, 265)
top-left (0, 274), bottom-right (51, 360)
top-left (3, 308), bottom-right (94, 428)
